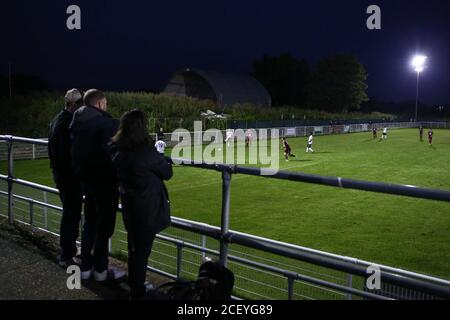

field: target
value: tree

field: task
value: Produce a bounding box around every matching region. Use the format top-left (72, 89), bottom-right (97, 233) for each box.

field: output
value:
top-left (308, 55), bottom-right (368, 112)
top-left (253, 54), bottom-right (309, 107)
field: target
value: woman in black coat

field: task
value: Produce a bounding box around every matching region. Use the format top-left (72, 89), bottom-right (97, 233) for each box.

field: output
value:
top-left (110, 109), bottom-right (172, 300)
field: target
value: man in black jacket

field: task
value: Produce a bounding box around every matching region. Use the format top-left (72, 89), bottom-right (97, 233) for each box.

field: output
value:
top-left (70, 89), bottom-right (124, 281)
top-left (48, 88), bottom-right (84, 267)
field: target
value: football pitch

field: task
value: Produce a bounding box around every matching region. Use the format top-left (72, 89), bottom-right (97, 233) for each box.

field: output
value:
top-left (1, 128), bottom-right (450, 282)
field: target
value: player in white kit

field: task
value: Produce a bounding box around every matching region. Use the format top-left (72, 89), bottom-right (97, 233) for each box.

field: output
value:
top-left (382, 127), bottom-right (388, 140)
top-left (155, 140), bottom-right (166, 155)
top-left (306, 132), bottom-right (314, 153)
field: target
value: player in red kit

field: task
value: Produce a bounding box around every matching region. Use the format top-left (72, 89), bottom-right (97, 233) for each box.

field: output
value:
top-left (428, 129), bottom-right (434, 145)
top-left (372, 127), bottom-right (377, 139)
top-left (419, 126), bottom-right (424, 142)
top-left (281, 137), bottom-right (296, 161)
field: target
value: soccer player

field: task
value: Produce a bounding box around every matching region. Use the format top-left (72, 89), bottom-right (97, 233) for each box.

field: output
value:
top-left (428, 129), bottom-right (434, 145)
top-left (306, 132), bottom-right (314, 153)
top-left (382, 127), bottom-right (388, 140)
top-left (419, 126), bottom-right (424, 142)
top-left (372, 127), bottom-right (378, 139)
top-left (155, 139), bottom-right (167, 155)
top-left (281, 137), bottom-right (296, 161)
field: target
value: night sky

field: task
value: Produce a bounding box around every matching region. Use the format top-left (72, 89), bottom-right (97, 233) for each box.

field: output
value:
top-left (3, 0), bottom-right (450, 105)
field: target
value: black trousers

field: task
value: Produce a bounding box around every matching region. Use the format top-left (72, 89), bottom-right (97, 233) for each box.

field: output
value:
top-left (81, 182), bottom-right (118, 273)
top-left (58, 182), bottom-right (83, 260)
top-left (127, 226), bottom-right (156, 300)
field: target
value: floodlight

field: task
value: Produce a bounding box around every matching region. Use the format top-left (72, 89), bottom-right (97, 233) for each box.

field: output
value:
top-left (411, 55), bottom-right (427, 73)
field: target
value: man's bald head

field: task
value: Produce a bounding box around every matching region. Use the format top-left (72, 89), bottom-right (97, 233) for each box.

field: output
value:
top-left (84, 89), bottom-right (107, 111)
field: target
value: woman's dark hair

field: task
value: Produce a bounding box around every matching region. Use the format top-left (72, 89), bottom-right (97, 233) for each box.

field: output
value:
top-left (112, 109), bottom-right (151, 150)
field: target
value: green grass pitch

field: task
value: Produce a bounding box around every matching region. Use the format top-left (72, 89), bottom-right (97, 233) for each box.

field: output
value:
top-left (1, 128), bottom-right (450, 283)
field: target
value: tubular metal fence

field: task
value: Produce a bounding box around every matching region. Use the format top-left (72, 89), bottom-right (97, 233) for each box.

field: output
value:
top-left (1, 134), bottom-right (450, 300)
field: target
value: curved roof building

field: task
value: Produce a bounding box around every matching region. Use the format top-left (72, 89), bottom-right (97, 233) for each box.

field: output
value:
top-left (162, 68), bottom-right (271, 107)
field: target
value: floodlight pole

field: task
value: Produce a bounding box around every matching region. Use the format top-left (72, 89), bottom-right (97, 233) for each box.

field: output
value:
top-left (415, 71), bottom-right (420, 122)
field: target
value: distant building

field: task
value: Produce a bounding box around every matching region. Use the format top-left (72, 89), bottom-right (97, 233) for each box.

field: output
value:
top-left (162, 68), bottom-right (272, 108)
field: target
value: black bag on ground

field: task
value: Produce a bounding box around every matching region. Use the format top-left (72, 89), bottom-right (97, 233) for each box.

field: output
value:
top-left (154, 261), bottom-right (235, 300)
top-left (196, 261), bottom-right (235, 300)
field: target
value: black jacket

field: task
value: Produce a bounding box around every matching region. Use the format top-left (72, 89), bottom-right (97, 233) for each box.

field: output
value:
top-left (69, 105), bottom-right (119, 184)
top-left (48, 109), bottom-right (76, 188)
top-left (111, 144), bottom-right (173, 235)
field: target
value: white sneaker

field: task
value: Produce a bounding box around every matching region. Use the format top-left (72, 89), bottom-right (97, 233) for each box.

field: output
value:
top-left (94, 266), bottom-right (126, 281)
top-left (81, 268), bottom-right (93, 280)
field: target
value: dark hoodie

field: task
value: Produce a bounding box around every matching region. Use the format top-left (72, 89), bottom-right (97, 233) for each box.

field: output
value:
top-left (69, 105), bottom-right (119, 184)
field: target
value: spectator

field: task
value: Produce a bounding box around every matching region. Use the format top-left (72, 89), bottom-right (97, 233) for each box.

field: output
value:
top-left (48, 88), bottom-right (84, 267)
top-left (69, 89), bottom-right (124, 281)
top-left (111, 109), bottom-right (172, 300)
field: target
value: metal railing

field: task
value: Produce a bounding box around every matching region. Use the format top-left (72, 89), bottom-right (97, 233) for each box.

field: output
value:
top-left (1, 135), bottom-right (450, 300)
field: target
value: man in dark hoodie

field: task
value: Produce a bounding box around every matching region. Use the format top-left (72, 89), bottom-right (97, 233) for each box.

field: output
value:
top-left (70, 89), bottom-right (124, 281)
top-left (48, 88), bottom-right (84, 267)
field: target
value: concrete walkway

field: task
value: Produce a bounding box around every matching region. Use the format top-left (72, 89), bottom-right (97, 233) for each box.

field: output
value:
top-left (0, 235), bottom-right (102, 300)
top-left (0, 218), bottom-right (168, 300)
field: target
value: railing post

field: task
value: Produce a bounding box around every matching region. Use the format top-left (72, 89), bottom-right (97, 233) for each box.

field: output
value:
top-left (201, 234), bottom-right (206, 262)
top-left (7, 136), bottom-right (14, 224)
top-left (287, 277), bottom-right (294, 300)
top-left (219, 168), bottom-right (232, 267)
top-left (346, 273), bottom-right (353, 300)
top-left (29, 199), bottom-right (34, 227)
top-left (176, 242), bottom-right (183, 280)
top-left (43, 191), bottom-right (48, 229)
